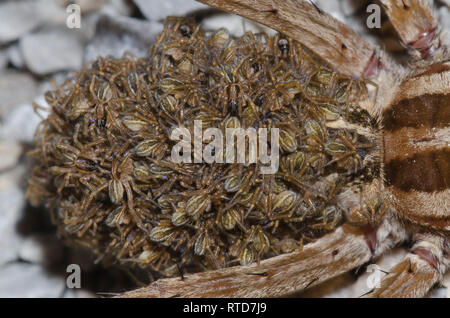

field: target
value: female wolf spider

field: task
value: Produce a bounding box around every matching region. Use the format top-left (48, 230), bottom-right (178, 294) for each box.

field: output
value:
top-left (121, 0), bottom-right (449, 298)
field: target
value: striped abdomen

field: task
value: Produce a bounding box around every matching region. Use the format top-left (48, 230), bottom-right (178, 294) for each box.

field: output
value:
top-left (383, 63), bottom-right (450, 232)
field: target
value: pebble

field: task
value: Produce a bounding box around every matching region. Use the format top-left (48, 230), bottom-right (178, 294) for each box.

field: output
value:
top-left (444, 272), bottom-right (450, 298)
top-left (0, 49), bottom-right (7, 70)
top-left (0, 1), bottom-right (42, 44)
top-left (0, 186), bottom-right (25, 266)
top-left (62, 288), bottom-right (97, 298)
top-left (0, 95), bottom-right (46, 143)
top-left (35, 0), bottom-right (68, 26)
top-left (20, 27), bottom-right (84, 75)
top-left (84, 14), bottom-right (163, 62)
top-left (133, 0), bottom-right (208, 21)
top-left (0, 71), bottom-right (37, 116)
top-left (340, 0), bottom-right (365, 17)
top-left (75, 0), bottom-right (107, 14)
top-left (100, 0), bottom-right (134, 17)
top-left (0, 262), bottom-right (65, 297)
top-left (6, 44), bottom-right (25, 69)
top-left (0, 141), bottom-right (22, 171)
top-left (438, 0), bottom-right (450, 7)
top-left (18, 235), bottom-right (47, 264)
top-left (202, 13), bottom-right (275, 36)
top-left (438, 6), bottom-right (450, 30)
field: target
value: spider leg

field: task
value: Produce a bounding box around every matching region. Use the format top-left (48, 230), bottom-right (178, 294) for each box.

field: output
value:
top-left (364, 233), bottom-right (448, 298)
top-left (379, 0), bottom-right (441, 60)
top-left (196, 0), bottom-right (379, 77)
top-left (120, 224), bottom-right (374, 297)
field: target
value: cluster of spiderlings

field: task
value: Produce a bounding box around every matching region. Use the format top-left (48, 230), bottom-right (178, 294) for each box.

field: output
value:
top-left (27, 18), bottom-right (377, 279)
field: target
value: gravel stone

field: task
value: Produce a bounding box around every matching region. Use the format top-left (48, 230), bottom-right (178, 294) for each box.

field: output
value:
top-left (0, 1), bottom-right (43, 44)
top-left (0, 262), bottom-right (65, 297)
top-left (84, 14), bottom-right (163, 62)
top-left (20, 27), bottom-right (84, 75)
top-left (0, 71), bottom-right (37, 116)
top-left (133, 0), bottom-right (208, 21)
top-left (0, 95), bottom-right (46, 143)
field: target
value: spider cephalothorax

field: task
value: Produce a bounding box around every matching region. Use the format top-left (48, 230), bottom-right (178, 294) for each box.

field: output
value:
top-left (28, 0), bottom-right (449, 298)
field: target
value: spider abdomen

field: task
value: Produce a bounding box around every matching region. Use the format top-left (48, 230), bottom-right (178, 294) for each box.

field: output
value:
top-left (383, 63), bottom-right (450, 231)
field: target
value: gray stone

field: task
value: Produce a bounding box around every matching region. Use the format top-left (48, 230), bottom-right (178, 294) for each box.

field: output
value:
top-left (202, 13), bottom-right (275, 36)
top-left (0, 1), bottom-right (43, 44)
top-left (100, 0), bottom-right (134, 17)
top-left (75, 0), bottom-right (107, 14)
top-left (18, 235), bottom-right (46, 264)
top-left (62, 288), bottom-right (97, 298)
top-left (341, 0), bottom-right (365, 17)
top-left (0, 49), bottom-right (7, 70)
top-left (20, 27), bottom-right (84, 75)
top-left (84, 14), bottom-right (163, 62)
top-left (438, 0), bottom-right (450, 7)
top-left (0, 95), bottom-right (45, 143)
top-left (0, 71), bottom-right (37, 116)
top-left (439, 6), bottom-right (450, 30)
top-left (7, 44), bottom-right (25, 69)
top-left (0, 185), bottom-right (25, 266)
top-left (0, 141), bottom-right (22, 171)
top-left (444, 272), bottom-right (450, 298)
top-left (0, 262), bottom-right (65, 297)
top-left (427, 286), bottom-right (447, 298)
top-left (36, 0), bottom-right (68, 26)
top-left (133, 0), bottom-right (208, 21)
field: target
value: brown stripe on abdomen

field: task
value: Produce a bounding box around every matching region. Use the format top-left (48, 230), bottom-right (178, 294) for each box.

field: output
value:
top-left (385, 149), bottom-right (450, 192)
top-left (383, 93), bottom-right (450, 131)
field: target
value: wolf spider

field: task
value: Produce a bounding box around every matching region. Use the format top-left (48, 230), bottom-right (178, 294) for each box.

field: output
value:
top-left (120, 0), bottom-right (450, 298)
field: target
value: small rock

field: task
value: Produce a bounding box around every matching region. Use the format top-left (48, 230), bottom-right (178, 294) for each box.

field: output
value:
top-left (84, 14), bottom-right (163, 62)
top-left (202, 13), bottom-right (275, 36)
top-left (0, 49), bottom-right (7, 70)
top-left (20, 27), bottom-right (84, 75)
top-left (7, 44), bottom-right (25, 69)
top-left (0, 262), bottom-right (65, 297)
top-left (37, 71), bottom-right (72, 96)
top-left (75, 0), bottom-right (107, 14)
top-left (427, 286), bottom-right (447, 298)
top-left (438, 6), bottom-right (450, 30)
top-left (0, 95), bottom-right (46, 143)
top-left (341, 0), bottom-right (365, 17)
top-left (0, 186), bottom-right (25, 266)
top-left (18, 235), bottom-right (46, 264)
top-left (35, 0), bottom-right (68, 26)
top-left (444, 272), bottom-right (450, 298)
top-left (0, 141), bottom-right (22, 171)
top-left (0, 1), bottom-right (43, 44)
top-left (62, 288), bottom-right (97, 298)
top-left (100, 0), bottom-right (135, 17)
top-left (133, 0), bottom-right (208, 21)
top-left (0, 71), bottom-right (37, 116)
